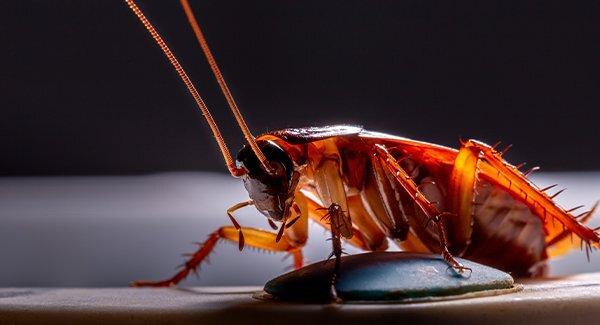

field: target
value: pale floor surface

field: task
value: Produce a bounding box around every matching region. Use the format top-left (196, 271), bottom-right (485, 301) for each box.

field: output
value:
top-left (1, 273), bottom-right (600, 324)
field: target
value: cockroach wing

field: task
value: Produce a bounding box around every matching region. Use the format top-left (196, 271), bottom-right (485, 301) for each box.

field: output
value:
top-left (264, 126), bottom-right (457, 169)
top-left (358, 131), bottom-right (459, 177)
top-left (265, 125), bottom-right (363, 144)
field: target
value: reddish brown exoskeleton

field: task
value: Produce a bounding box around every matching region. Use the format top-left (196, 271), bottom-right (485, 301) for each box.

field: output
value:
top-left (124, 0), bottom-right (600, 292)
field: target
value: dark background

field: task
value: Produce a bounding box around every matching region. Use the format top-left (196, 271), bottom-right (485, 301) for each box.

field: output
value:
top-left (3, 0), bottom-right (600, 175)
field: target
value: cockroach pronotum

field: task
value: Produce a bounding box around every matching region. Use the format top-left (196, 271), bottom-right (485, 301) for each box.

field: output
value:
top-left (124, 0), bottom-right (600, 294)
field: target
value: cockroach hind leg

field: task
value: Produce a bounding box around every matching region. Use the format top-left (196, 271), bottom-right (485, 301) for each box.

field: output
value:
top-left (465, 139), bottom-right (600, 245)
top-left (376, 145), bottom-right (474, 279)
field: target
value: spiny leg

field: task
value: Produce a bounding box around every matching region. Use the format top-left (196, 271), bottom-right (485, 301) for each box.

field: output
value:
top-left (448, 139), bottom-right (600, 262)
top-left (462, 140), bottom-right (600, 247)
top-left (323, 203), bottom-right (344, 301)
top-left (374, 144), bottom-right (470, 274)
top-left (132, 226), bottom-right (303, 287)
top-left (309, 143), bottom-right (356, 300)
top-left (448, 139), bottom-right (599, 261)
top-left (545, 202), bottom-right (598, 260)
top-left (133, 200), bottom-right (255, 287)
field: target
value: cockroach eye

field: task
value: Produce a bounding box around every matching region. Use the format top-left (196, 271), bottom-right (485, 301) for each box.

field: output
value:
top-left (236, 141), bottom-right (294, 221)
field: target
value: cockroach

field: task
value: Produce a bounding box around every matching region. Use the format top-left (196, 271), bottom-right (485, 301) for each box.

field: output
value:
top-left (124, 0), bottom-right (600, 293)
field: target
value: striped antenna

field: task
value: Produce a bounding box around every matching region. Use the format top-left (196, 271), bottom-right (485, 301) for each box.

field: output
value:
top-left (124, 0), bottom-right (247, 177)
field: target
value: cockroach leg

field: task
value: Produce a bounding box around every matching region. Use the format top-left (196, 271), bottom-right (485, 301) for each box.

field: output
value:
top-left (267, 218), bottom-right (278, 230)
top-left (132, 226), bottom-right (303, 287)
top-left (312, 155), bottom-right (354, 239)
top-left (436, 213), bottom-right (471, 276)
top-left (329, 235), bottom-right (343, 301)
top-left (324, 203), bottom-right (344, 302)
top-left (463, 139), bottom-right (600, 244)
top-left (226, 200), bottom-right (254, 251)
top-left (302, 190), bottom-right (385, 251)
top-left (374, 144), bottom-right (470, 275)
top-left (547, 202), bottom-right (599, 248)
top-left (344, 195), bottom-right (389, 251)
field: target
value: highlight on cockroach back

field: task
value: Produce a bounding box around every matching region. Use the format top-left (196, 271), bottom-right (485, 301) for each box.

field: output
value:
top-left (124, 0), bottom-right (600, 296)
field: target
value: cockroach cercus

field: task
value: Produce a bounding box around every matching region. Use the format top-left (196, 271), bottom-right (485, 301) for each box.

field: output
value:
top-left (124, 0), bottom-right (600, 296)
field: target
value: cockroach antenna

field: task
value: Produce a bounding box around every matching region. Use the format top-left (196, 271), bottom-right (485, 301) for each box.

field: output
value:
top-left (124, 0), bottom-right (271, 177)
top-left (179, 0), bottom-right (272, 174)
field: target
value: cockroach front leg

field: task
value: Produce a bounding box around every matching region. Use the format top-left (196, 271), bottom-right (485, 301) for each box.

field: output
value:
top-left (132, 201), bottom-right (303, 287)
top-left (225, 200), bottom-right (254, 251)
top-left (132, 226), bottom-right (303, 287)
top-left (374, 144), bottom-right (471, 275)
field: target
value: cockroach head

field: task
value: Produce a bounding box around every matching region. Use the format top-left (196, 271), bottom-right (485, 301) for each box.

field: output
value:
top-left (236, 141), bottom-right (295, 221)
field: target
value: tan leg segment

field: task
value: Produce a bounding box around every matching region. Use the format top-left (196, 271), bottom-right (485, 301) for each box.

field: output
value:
top-left (373, 144), bottom-right (468, 272)
top-left (132, 226), bottom-right (303, 287)
top-left (312, 156), bottom-right (353, 239)
top-left (300, 187), bottom-right (384, 251)
top-left (346, 195), bottom-right (389, 251)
